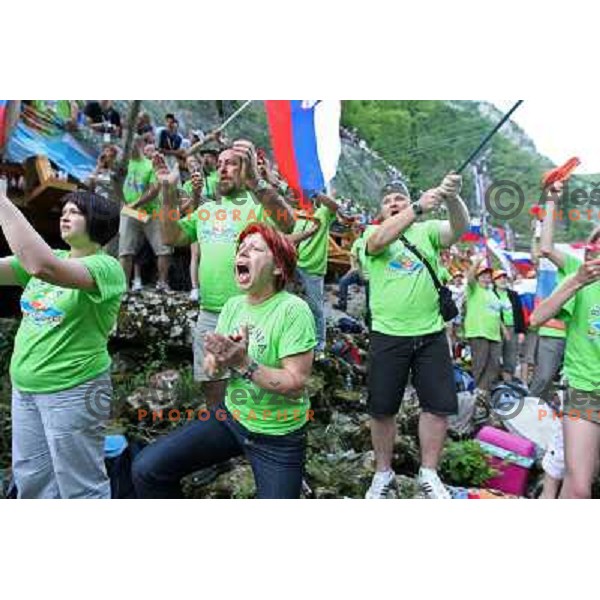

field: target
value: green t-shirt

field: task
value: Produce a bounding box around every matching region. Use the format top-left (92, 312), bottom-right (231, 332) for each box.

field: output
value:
top-left (464, 282), bottom-right (503, 342)
top-left (539, 254), bottom-right (581, 339)
top-left (177, 192), bottom-right (267, 312)
top-left (294, 205), bottom-right (337, 276)
top-left (216, 291), bottom-right (316, 435)
top-left (9, 251), bottom-right (126, 393)
top-left (351, 235), bottom-right (367, 279)
top-left (559, 277), bottom-right (600, 392)
top-left (363, 220), bottom-right (445, 336)
top-left (123, 158), bottom-right (159, 215)
top-left (181, 180), bottom-right (194, 197)
top-left (496, 289), bottom-right (514, 327)
top-left (204, 170), bottom-right (219, 201)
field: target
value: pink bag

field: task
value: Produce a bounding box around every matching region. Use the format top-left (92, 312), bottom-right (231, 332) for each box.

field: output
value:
top-left (476, 426), bottom-right (536, 496)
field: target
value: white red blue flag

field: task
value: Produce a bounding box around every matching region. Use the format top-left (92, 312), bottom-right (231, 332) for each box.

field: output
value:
top-left (264, 100), bottom-right (341, 204)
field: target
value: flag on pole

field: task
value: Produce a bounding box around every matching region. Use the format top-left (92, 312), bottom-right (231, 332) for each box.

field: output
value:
top-left (514, 277), bottom-right (537, 327)
top-left (504, 251), bottom-right (534, 276)
top-left (486, 238), bottom-right (513, 273)
top-left (264, 100), bottom-right (341, 205)
top-left (460, 218), bottom-right (484, 243)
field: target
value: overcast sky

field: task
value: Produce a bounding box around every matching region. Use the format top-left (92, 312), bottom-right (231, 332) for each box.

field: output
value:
top-left (491, 100), bottom-right (600, 174)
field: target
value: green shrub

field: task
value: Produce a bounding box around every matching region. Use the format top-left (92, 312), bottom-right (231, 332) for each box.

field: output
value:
top-left (440, 440), bottom-right (498, 488)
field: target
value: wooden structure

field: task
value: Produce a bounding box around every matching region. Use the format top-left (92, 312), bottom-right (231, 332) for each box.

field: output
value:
top-left (23, 156), bottom-right (77, 212)
top-left (327, 229), bottom-right (357, 278)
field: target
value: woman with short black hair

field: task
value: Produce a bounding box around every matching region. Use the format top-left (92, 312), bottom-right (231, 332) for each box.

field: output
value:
top-left (0, 189), bottom-right (126, 499)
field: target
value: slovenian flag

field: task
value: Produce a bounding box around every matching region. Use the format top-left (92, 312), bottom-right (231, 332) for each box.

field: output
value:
top-left (460, 218), bottom-right (484, 244)
top-left (514, 277), bottom-right (537, 327)
top-left (504, 251), bottom-right (534, 276)
top-left (264, 100), bottom-right (341, 205)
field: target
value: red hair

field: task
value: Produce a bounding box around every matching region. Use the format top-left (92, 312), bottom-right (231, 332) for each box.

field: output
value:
top-left (238, 222), bottom-right (297, 291)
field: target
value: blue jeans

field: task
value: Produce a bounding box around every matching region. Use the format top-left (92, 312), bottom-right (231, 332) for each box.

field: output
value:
top-left (337, 270), bottom-right (364, 311)
top-left (296, 268), bottom-right (325, 351)
top-left (132, 403), bottom-right (306, 499)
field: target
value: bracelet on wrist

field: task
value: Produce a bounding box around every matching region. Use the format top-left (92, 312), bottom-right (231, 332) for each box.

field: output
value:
top-left (411, 201), bottom-right (424, 217)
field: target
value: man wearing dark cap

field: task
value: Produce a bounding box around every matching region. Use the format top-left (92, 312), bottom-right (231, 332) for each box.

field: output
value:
top-left (363, 174), bottom-right (469, 499)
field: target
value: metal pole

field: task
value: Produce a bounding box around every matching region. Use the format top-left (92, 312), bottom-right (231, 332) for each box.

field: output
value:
top-left (456, 100), bottom-right (523, 174)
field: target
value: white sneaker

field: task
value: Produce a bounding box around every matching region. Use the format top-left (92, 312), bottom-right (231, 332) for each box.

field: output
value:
top-left (365, 470), bottom-right (396, 499)
top-left (418, 468), bottom-right (451, 499)
top-left (189, 288), bottom-right (199, 302)
top-left (156, 281), bottom-right (171, 292)
top-left (131, 279), bottom-right (143, 293)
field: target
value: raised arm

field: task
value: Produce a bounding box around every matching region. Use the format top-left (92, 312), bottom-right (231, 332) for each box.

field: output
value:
top-left (366, 190), bottom-right (441, 256)
top-left (233, 140), bottom-right (295, 233)
top-left (286, 217), bottom-right (320, 245)
top-left (186, 130), bottom-right (221, 157)
top-left (530, 258), bottom-right (600, 327)
top-left (159, 178), bottom-right (194, 247)
top-left (0, 193), bottom-right (96, 290)
top-left (466, 255), bottom-right (484, 285)
top-left (539, 183), bottom-right (567, 269)
top-left (437, 174), bottom-right (469, 247)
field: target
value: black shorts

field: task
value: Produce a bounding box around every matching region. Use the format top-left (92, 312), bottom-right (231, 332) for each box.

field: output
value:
top-left (367, 330), bottom-right (458, 417)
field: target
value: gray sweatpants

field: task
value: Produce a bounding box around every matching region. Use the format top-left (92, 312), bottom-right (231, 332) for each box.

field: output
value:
top-left (501, 326), bottom-right (518, 376)
top-left (469, 337), bottom-right (501, 392)
top-left (529, 336), bottom-right (566, 401)
top-left (11, 371), bottom-right (111, 499)
top-left (296, 268), bottom-right (325, 352)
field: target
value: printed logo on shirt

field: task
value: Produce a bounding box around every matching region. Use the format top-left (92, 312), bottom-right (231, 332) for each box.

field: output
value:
top-left (386, 249), bottom-right (423, 276)
top-left (124, 174), bottom-right (148, 196)
top-left (588, 304), bottom-right (600, 340)
top-left (20, 282), bottom-right (65, 329)
top-left (247, 324), bottom-right (268, 358)
top-left (201, 219), bottom-right (238, 244)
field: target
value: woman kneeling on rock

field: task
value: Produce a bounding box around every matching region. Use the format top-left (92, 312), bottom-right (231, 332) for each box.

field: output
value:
top-left (0, 188), bottom-right (125, 499)
top-left (133, 222), bottom-right (316, 498)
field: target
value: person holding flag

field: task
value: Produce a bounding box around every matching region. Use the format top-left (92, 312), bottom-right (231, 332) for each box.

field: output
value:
top-left (362, 175), bottom-right (469, 499)
top-left (291, 192), bottom-right (351, 358)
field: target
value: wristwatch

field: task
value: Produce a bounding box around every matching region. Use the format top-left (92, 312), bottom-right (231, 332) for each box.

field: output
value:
top-left (237, 359), bottom-right (260, 381)
top-left (255, 178), bottom-right (270, 192)
top-left (411, 201), bottom-right (424, 217)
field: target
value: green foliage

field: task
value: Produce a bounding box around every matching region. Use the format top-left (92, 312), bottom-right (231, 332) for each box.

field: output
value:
top-left (439, 439), bottom-right (498, 488)
top-left (342, 100), bottom-right (597, 246)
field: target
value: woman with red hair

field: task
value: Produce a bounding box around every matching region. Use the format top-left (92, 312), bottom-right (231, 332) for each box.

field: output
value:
top-left (133, 222), bottom-right (316, 498)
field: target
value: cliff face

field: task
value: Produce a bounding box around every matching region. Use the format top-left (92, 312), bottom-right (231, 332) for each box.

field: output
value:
top-left (120, 100), bottom-right (394, 206)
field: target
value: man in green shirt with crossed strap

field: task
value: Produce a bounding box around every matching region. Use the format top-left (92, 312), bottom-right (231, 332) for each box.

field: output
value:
top-left (362, 176), bottom-right (469, 499)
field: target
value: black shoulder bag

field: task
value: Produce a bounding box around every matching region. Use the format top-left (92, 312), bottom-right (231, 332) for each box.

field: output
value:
top-left (399, 234), bottom-right (458, 322)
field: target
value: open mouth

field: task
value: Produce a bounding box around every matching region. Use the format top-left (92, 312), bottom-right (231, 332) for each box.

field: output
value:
top-left (236, 263), bottom-right (251, 285)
